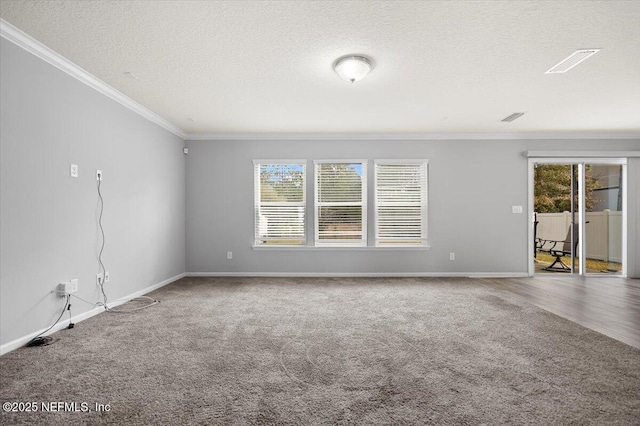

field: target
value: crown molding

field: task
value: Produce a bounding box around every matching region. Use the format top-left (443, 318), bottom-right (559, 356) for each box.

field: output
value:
top-left (524, 150), bottom-right (640, 158)
top-left (185, 131), bottom-right (640, 141)
top-left (0, 19), bottom-right (187, 139)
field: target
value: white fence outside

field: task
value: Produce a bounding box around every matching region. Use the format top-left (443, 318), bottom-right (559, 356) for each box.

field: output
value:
top-left (535, 210), bottom-right (622, 263)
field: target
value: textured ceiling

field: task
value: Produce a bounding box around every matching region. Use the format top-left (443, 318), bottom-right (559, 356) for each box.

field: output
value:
top-left (1, 0), bottom-right (639, 136)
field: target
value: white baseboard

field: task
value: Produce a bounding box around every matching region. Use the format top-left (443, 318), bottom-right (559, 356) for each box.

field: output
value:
top-left (186, 272), bottom-right (529, 278)
top-left (466, 272), bottom-right (530, 278)
top-left (0, 272), bottom-right (185, 356)
top-left (107, 272), bottom-right (186, 307)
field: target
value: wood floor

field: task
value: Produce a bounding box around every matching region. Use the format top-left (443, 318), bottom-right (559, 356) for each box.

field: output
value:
top-left (480, 275), bottom-right (640, 349)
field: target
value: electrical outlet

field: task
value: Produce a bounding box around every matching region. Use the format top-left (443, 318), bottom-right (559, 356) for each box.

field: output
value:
top-left (227, 251), bottom-right (233, 260)
top-left (449, 252), bottom-right (455, 261)
top-left (105, 271), bottom-right (110, 282)
top-left (96, 170), bottom-right (103, 181)
top-left (97, 272), bottom-right (104, 285)
top-left (70, 164), bottom-right (78, 178)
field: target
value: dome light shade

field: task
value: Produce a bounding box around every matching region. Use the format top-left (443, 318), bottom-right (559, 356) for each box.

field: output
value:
top-left (333, 55), bottom-right (372, 83)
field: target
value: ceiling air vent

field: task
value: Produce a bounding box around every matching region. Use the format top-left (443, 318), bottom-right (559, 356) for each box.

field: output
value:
top-left (545, 49), bottom-right (600, 74)
top-left (501, 112), bottom-right (525, 122)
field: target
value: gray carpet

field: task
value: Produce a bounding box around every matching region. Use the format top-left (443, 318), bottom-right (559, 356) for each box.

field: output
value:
top-left (1, 277), bottom-right (639, 425)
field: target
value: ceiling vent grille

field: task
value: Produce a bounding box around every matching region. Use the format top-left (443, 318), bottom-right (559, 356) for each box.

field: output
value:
top-left (501, 112), bottom-right (525, 122)
top-left (545, 49), bottom-right (600, 74)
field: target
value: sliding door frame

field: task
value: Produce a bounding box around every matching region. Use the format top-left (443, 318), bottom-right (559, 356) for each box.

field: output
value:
top-left (527, 157), bottom-right (627, 277)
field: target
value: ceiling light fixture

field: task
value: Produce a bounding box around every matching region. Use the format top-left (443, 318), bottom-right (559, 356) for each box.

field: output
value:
top-left (545, 49), bottom-right (600, 74)
top-left (333, 55), bottom-right (372, 83)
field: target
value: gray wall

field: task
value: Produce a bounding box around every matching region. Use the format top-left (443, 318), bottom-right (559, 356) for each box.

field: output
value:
top-left (0, 38), bottom-right (186, 348)
top-left (185, 138), bottom-right (639, 276)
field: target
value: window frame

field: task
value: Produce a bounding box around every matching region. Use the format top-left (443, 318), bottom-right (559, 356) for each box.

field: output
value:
top-left (253, 159), bottom-right (307, 247)
top-left (374, 159), bottom-right (429, 247)
top-left (314, 160), bottom-right (368, 247)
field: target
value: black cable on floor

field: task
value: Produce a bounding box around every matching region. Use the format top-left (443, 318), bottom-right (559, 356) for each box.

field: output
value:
top-left (67, 299), bottom-right (74, 329)
top-left (26, 295), bottom-right (70, 347)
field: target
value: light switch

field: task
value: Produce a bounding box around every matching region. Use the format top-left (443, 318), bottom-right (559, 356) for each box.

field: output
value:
top-left (512, 205), bottom-right (523, 214)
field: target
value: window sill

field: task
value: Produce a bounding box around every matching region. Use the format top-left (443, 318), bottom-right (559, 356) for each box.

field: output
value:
top-left (252, 245), bottom-right (431, 251)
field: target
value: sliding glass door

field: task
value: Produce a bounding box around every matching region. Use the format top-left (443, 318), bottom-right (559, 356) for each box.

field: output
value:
top-left (530, 159), bottom-right (626, 276)
top-left (533, 163), bottom-right (580, 273)
top-left (583, 163), bottom-right (624, 275)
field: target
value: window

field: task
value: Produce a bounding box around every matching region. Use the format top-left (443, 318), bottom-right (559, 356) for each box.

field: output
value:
top-left (374, 160), bottom-right (428, 246)
top-left (254, 159), bottom-right (429, 249)
top-left (254, 161), bottom-right (306, 246)
top-left (314, 161), bottom-right (367, 246)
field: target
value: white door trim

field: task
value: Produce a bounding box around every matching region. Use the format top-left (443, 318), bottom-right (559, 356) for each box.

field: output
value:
top-left (528, 157), bottom-right (627, 277)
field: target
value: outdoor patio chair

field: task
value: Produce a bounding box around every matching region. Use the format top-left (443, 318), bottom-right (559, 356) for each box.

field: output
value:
top-left (536, 227), bottom-right (579, 272)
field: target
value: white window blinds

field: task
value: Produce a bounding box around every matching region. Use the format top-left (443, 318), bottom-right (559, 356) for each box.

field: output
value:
top-left (314, 161), bottom-right (367, 246)
top-left (254, 161), bottom-right (306, 245)
top-left (375, 160), bottom-right (428, 246)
